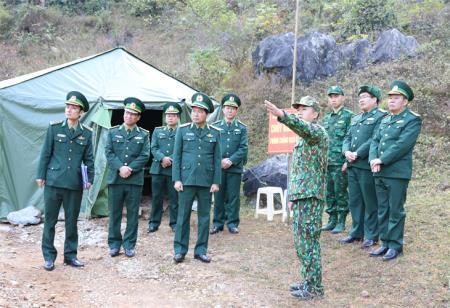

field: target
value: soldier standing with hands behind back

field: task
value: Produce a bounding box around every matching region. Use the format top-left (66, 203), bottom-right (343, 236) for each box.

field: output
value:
top-left (37, 91), bottom-right (94, 271)
top-left (210, 93), bottom-right (248, 235)
top-left (105, 98), bottom-right (150, 258)
top-left (148, 102), bottom-right (182, 233)
top-left (321, 86), bottom-right (353, 234)
top-left (265, 97), bottom-right (328, 300)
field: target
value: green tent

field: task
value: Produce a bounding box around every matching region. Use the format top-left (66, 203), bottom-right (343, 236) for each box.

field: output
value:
top-left (0, 47), bottom-right (222, 220)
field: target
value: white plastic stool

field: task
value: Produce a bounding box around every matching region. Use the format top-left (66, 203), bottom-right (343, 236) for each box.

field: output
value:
top-left (255, 187), bottom-right (285, 221)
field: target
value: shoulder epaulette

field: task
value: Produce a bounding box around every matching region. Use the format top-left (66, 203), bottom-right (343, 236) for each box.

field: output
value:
top-left (110, 125), bottom-right (120, 130)
top-left (409, 110), bottom-right (421, 117)
top-left (154, 126), bottom-right (164, 129)
top-left (179, 123), bottom-right (191, 127)
top-left (82, 124), bottom-right (93, 131)
top-left (140, 127), bottom-right (149, 133)
top-left (50, 120), bottom-right (63, 125)
top-left (212, 121), bottom-right (221, 125)
top-left (237, 120), bottom-right (247, 127)
top-left (209, 125), bottom-right (221, 131)
top-left (352, 112), bottom-right (363, 118)
top-left (378, 108), bottom-right (387, 114)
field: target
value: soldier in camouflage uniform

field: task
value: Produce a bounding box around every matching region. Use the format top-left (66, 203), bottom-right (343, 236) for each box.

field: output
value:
top-left (321, 86), bottom-right (353, 234)
top-left (265, 97), bottom-right (328, 300)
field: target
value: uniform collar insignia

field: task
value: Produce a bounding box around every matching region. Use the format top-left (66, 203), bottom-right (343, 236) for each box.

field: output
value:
top-left (207, 133), bottom-right (213, 138)
top-left (396, 120), bottom-right (404, 123)
top-left (115, 135), bottom-right (123, 138)
top-left (78, 136), bottom-right (85, 140)
top-left (367, 117), bottom-right (374, 120)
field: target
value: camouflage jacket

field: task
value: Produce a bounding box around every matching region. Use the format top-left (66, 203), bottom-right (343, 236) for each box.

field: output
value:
top-left (279, 112), bottom-right (328, 201)
top-left (321, 107), bottom-right (353, 166)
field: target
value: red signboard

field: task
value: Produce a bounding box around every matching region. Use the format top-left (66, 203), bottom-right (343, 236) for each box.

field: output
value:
top-left (268, 108), bottom-right (298, 154)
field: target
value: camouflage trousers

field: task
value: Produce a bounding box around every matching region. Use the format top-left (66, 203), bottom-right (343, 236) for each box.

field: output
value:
top-left (325, 165), bottom-right (349, 216)
top-left (292, 197), bottom-right (325, 295)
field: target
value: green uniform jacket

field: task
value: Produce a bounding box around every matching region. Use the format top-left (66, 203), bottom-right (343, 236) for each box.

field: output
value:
top-left (172, 123), bottom-right (221, 187)
top-left (279, 112), bottom-right (328, 201)
top-left (342, 107), bottom-right (387, 170)
top-left (105, 124), bottom-right (150, 185)
top-left (369, 108), bottom-right (422, 180)
top-left (213, 119), bottom-right (248, 174)
top-left (149, 126), bottom-right (177, 176)
top-left (37, 120), bottom-right (94, 190)
top-left (321, 107), bottom-right (353, 166)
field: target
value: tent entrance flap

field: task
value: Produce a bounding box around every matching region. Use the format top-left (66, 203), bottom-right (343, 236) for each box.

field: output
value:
top-left (110, 108), bottom-right (163, 196)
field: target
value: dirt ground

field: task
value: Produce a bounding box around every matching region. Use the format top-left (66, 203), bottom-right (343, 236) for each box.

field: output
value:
top-left (0, 185), bottom-right (449, 308)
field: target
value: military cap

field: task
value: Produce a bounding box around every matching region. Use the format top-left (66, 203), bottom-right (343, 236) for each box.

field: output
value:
top-left (163, 102), bottom-right (182, 115)
top-left (124, 97), bottom-right (145, 114)
top-left (358, 85), bottom-right (382, 102)
top-left (292, 96), bottom-right (321, 112)
top-left (191, 92), bottom-right (214, 113)
top-left (327, 85), bottom-right (345, 96)
top-left (221, 93), bottom-right (241, 108)
top-left (66, 91), bottom-right (89, 112)
top-left (388, 80), bottom-right (414, 101)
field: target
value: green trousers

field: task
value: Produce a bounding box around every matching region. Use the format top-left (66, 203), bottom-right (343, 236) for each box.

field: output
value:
top-left (149, 174), bottom-right (178, 229)
top-left (292, 197), bottom-right (325, 295)
top-left (108, 184), bottom-right (143, 250)
top-left (374, 177), bottom-right (409, 251)
top-left (174, 186), bottom-right (211, 255)
top-left (325, 165), bottom-right (348, 217)
top-left (213, 172), bottom-right (242, 229)
top-left (42, 185), bottom-right (82, 261)
top-left (347, 167), bottom-right (379, 240)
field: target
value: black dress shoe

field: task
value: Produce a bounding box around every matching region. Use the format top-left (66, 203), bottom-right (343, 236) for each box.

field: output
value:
top-left (361, 239), bottom-right (377, 248)
top-left (44, 260), bottom-right (55, 271)
top-left (124, 249), bottom-right (135, 258)
top-left (63, 258), bottom-right (84, 268)
top-left (369, 246), bottom-right (388, 257)
top-left (210, 226), bottom-right (223, 234)
top-left (109, 248), bottom-right (120, 257)
top-left (289, 281), bottom-right (306, 292)
top-left (194, 254), bottom-right (211, 263)
top-left (147, 225), bottom-right (158, 233)
top-left (228, 227), bottom-right (239, 234)
top-left (173, 253), bottom-right (185, 263)
top-left (382, 248), bottom-right (402, 261)
top-left (338, 235), bottom-right (361, 244)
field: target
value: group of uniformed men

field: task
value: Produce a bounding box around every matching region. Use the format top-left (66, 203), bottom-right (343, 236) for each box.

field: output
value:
top-left (37, 91), bottom-right (248, 270)
top-left (265, 80), bottom-right (421, 300)
top-left (36, 79), bottom-right (421, 301)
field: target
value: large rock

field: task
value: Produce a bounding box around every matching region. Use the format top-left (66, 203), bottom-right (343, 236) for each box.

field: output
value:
top-left (242, 154), bottom-right (288, 196)
top-left (252, 32), bottom-right (294, 78)
top-left (253, 28), bottom-right (419, 82)
top-left (371, 28), bottom-right (419, 63)
top-left (339, 38), bottom-right (371, 70)
top-left (296, 31), bottom-right (341, 82)
top-left (6, 206), bottom-right (41, 226)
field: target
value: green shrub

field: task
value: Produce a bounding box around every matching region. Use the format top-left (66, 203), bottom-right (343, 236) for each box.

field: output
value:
top-left (0, 1), bottom-right (13, 37)
top-left (188, 47), bottom-right (230, 95)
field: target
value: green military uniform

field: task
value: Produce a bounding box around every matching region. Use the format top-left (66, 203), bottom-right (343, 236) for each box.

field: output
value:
top-left (105, 98), bottom-right (150, 253)
top-left (369, 81), bottom-right (422, 255)
top-left (37, 91), bottom-right (94, 265)
top-left (172, 93), bottom-right (221, 258)
top-left (321, 87), bottom-right (353, 232)
top-left (343, 87), bottom-right (386, 242)
top-left (212, 94), bottom-right (248, 233)
top-left (278, 96), bottom-right (328, 298)
top-left (148, 103), bottom-right (182, 231)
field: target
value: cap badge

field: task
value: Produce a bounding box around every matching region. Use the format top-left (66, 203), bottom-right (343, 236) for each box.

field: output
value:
top-left (229, 96), bottom-right (235, 101)
top-left (130, 102), bottom-right (136, 109)
top-left (196, 95), bottom-right (203, 102)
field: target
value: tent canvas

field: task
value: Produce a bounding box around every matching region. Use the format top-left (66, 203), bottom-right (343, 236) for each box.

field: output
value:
top-left (0, 47), bottom-right (222, 220)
